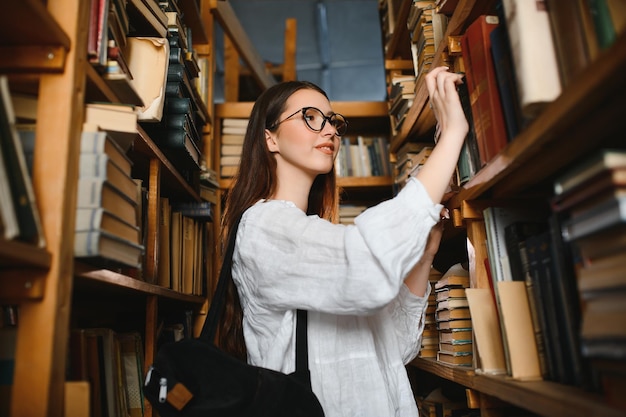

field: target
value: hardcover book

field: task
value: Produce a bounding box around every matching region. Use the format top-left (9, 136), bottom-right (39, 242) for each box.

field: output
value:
top-left (501, 0), bottom-right (562, 118)
top-left (460, 15), bottom-right (508, 166)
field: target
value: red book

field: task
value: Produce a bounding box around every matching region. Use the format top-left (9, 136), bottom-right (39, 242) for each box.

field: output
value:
top-left (461, 15), bottom-right (508, 167)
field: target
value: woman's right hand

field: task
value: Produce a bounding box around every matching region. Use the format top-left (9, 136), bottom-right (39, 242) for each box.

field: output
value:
top-left (425, 66), bottom-right (469, 142)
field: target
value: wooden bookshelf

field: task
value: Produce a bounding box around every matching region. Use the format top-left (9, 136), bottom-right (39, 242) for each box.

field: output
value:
top-left (381, 0), bottom-right (626, 415)
top-left (0, 1), bottom-right (218, 416)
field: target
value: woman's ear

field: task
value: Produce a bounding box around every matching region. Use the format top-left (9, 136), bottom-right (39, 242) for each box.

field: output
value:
top-left (265, 129), bottom-right (279, 153)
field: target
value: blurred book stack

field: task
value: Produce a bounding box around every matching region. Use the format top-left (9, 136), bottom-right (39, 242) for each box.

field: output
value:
top-left (418, 267), bottom-right (443, 359)
top-left (435, 263), bottom-right (472, 366)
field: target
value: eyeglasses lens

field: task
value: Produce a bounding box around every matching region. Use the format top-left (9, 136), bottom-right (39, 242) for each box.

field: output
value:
top-left (303, 108), bottom-right (347, 136)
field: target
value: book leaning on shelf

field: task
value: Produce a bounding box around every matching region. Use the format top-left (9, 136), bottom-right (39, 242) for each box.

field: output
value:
top-left (0, 76), bottom-right (45, 247)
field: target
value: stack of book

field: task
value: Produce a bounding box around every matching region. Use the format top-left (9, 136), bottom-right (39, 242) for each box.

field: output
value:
top-left (418, 267), bottom-right (443, 359)
top-left (394, 142), bottom-right (432, 188)
top-left (552, 148), bottom-right (626, 396)
top-left (434, 263), bottom-right (472, 366)
top-left (220, 118), bottom-right (248, 178)
top-left (388, 75), bottom-right (415, 135)
top-left (407, 1), bottom-right (448, 87)
top-left (74, 129), bottom-right (144, 269)
top-left (337, 204), bottom-right (368, 225)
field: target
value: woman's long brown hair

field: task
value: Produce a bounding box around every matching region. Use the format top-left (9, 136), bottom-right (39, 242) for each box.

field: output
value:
top-left (218, 81), bottom-right (339, 360)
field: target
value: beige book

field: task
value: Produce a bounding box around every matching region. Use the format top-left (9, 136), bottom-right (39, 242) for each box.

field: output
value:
top-left (126, 37), bottom-right (169, 122)
top-left (502, 0), bottom-right (562, 118)
top-left (64, 381), bottom-right (90, 417)
top-left (465, 288), bottom-right (507, 375)
top-left (497, 281), bottom-right (542, 381)
top-left (157, 197), bottom-right (171, 288)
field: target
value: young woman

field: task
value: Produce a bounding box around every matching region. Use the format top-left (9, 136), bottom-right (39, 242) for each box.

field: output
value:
top-left (220, 66), bottom-right (468, 416)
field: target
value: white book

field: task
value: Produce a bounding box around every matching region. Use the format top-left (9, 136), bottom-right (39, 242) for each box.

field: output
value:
top-left (502, 0), bottom-right (562, 118)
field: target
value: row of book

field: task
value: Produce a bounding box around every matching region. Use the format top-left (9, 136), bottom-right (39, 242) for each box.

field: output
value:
top-left (386, 1), bottom-right (625, 190)
top-left (465, 148), bottom-right (626, 407)
top-left (157, 197), bottom-right (213, 296)
top-left (68, 328), bottom-right (145, 417)
top-left (334, 136), bottom-right (392, 178)
top-left (66, 307), bottom-right (196, 417)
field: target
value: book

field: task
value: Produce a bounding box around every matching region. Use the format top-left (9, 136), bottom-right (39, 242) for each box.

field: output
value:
top-left (465, 288), bottom-right (507, 375)
top-left (460, 15), bottom-right (508, 166)
top-left (157, 197), bottom-right (171, 288)
top-left (574, 223), bottom-right (626, 262)
top-left (436, 298), bottom-right (469, 311)
top-left (437, 319), bottom-right (472, 330)
top-left (149, 128), bottom-right (201, 169)
top-left (545, 0), bottom-right (592, 88)
top-left (80, 129), bottom-right (133, 174)
top-left (79, 154), bottom-right (137, 201)
top-left (0, 76), bottom-right (45, 247)
top-left (435, 308), bottom-right (470, 321)
top-left (438, 342), bottom-right (473, 354)
top-left (454, 76), bottom-right (481, 184)
top-left (439, 329), bottom-right (473, 344)
top-left (0, 124), bottom-right (18, 240)
top-left (170, 210), bottom-right (183, 292)
top-left (553, 149), bottom-right (626, 196)
top-left (437, 350), bottom-right (473, 366)
top-left (74, 229), bottom-right (143, 268)
top-left (84, 103), bottom-right (138, 151)
top-left (75, 208), bottom-right (140, 245)
top-left (76, 178), bottom-right (138, 227)
top-left (434, 263), bottom-right (470, 290)
top-left (116, 332), bottom-right (145, 417)
top-left (504, 220), bottom-right (549, 377)
top-left (435, 287), bottom-right (466, 301)
top-left (561, 190), bottom-right (626, 242)
top-left (551, 169), bottom-right (626, 213)
top-left (501, 0), bottom-right (562, 119)
top-left (126, 36), bottom-right (169, 122)
top-left (496, 281), bottom-right (543, 381)
top-left (490, 22), bottom-right (523, 141)
top-left (576, 250), bottom-right (626, 295)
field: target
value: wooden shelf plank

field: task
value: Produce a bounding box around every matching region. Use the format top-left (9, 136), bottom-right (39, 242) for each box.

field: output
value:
top-left (0, 239), bottom-right (51, 269)
top-left (0, 1), bottom-right (70, 74)
top-left (75, 267), bottom-right (206, 304)
top-left (411, 358), bottom-right (622, 417)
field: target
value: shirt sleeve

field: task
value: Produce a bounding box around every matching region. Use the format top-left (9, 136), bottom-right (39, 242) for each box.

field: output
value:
top-left (234, 178), bottom-right (442, 315)
top-left (387, 283), bottom-right (432, 363)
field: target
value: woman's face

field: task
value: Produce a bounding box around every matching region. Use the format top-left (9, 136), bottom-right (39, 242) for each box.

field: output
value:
top-left (265, 89), bottom-right (341, 179)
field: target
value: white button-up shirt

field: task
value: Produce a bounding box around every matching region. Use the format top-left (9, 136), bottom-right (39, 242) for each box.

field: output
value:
top-left (232, 178), bottom-right (442, 417)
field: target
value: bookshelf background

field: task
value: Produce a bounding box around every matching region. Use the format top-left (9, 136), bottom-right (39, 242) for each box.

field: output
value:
top-left (2, 0), bottom-right (626, 416)
top-left (380, 0), bottom-right (626, 416)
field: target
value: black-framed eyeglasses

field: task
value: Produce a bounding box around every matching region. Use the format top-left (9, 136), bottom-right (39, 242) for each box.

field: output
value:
top-left (270, 107), bottom-right (348, 136)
